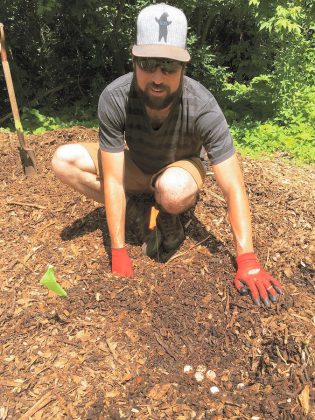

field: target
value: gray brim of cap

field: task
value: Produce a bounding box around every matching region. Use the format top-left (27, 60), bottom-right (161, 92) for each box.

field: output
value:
top-left (132, 44), bottom-right (191, 62)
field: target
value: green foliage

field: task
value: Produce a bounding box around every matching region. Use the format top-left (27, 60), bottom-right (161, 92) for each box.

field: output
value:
top-left (273, 37), bottom-right (315, 125)
top-left (259, 5), bottom-right (303, 38)
top-left (21, 108), bottom-right (65, 134)
top-left (18, 108), bottom-right (97, 134)
top-left (222, 75), bottom-right (275, 121)
top-left (0, 0), bottom-right (314, 165)
top-left (231, 120), bottom-right (315, 165)
top-left (37, 0), bottom-right (61, 16)
top-left (223, 0), bottom-right (315, 165)
top-left (186, 36), bottom-right (230, 97)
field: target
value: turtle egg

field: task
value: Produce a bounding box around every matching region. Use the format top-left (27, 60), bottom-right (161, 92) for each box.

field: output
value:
top-left (206, 370), bottom-right (216, 381)
top-left (196, 365), bottom-right (206, 373)
top-left (183, 365), bottom-right (193, 374)
top-left (194, 371), bottom-right (205, 382)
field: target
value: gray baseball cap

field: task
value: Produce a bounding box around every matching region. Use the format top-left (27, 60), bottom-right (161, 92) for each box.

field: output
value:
top-left (132, 3), bottom-right (191, 62)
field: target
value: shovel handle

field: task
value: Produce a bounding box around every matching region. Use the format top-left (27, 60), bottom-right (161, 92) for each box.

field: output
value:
top-left (0, 23), bottom-right (24, 139)
top-left (0, 23), bottom-right (37, 175)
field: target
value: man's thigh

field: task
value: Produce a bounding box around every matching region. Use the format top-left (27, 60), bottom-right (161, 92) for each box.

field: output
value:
top-left (79, 143), bottom-right (206, 193)
top-left (79, 143), bottom-right (152, 192)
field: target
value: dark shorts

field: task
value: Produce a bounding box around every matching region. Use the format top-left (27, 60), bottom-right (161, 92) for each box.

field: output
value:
top-left (81, 142), bottom-right (206, 193)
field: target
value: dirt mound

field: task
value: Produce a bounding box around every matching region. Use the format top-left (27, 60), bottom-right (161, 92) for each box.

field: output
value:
top-left (0, 128), bottom-right (314, 419)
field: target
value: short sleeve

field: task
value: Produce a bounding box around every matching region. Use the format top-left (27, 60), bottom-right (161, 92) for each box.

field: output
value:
top-left (195, 97), bottom-right (235, 165)
top-left (98, 88), bottom-right (126, 153)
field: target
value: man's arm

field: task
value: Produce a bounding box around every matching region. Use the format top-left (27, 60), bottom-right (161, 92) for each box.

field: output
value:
top-left (213, 154), bottom-right (283, 305)
top-left (101, 150), bottom-right (125, 248)
top-left (101, 150), bottom-right (133, 277)
top-left (212, 154), bottom-right (253, 256)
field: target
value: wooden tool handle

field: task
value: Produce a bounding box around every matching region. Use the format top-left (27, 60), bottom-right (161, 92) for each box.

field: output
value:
top-left (0, 23), bottom-right (25, 140)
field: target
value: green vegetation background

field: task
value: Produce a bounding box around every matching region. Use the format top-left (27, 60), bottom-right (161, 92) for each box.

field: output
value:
top-left (0, 0), bottom-right (314, 164)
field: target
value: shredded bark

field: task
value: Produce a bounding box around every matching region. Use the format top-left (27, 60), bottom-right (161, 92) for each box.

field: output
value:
top-left (0, 128), bottom-right (314, 418)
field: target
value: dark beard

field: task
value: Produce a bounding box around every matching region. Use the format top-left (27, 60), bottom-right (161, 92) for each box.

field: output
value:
top-left (134, 77), bottom-right (183, 110)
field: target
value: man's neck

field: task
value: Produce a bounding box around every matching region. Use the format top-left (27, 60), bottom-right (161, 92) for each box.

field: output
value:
top-left (145, 106), bottom-right (171, 130)
top-left (145, 102), bottom-right (173, 130)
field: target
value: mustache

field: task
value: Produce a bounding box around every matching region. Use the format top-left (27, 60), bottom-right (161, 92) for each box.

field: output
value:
top-left (147, 82), bottom-right (168, 91)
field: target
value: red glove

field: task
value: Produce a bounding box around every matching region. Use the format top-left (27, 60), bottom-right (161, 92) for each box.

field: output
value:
top-left (111, 248), bottom-right (134, 278)
top-left (234, 253), bottom-right (283, 306)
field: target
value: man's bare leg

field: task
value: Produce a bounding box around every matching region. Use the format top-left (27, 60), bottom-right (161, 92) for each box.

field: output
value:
top-left (51, 144), bottom-right (104, 203)
top-left (154, 167), bottom-right (199, 214)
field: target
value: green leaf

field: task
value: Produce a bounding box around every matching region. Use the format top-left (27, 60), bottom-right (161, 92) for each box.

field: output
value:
top-left (40, 265), bottom-right (68, 297)
top-left (259, 21), bottom-right (271, 30)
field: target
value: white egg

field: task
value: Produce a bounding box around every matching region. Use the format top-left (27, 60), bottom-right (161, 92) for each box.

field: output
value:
top-left (206, 370), bottom-right (216, 381)
top-left (196, 365), bottom-right (206, 373)
top-left (194, 371), bottom-right (205, 382)
top-left (210, 386), bottom-right (220, 394)
top-left (183, 365), bottom-right (193, 374)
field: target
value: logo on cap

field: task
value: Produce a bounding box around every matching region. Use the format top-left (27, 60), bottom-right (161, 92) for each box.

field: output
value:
top-left (155, 13), bottom-right (172, 42)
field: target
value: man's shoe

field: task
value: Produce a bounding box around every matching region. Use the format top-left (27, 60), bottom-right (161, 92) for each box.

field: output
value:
top-left (125, 197), bottom-right (162, 257)
top-left (157, 211), bottom-right (185, 252)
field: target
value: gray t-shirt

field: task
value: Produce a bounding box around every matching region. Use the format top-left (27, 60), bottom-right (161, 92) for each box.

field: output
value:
top-left (98, 73), bottom-right (235, 174)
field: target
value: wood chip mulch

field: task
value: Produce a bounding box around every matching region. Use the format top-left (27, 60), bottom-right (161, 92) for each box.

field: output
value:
top-left (0, 127), bottom-right (314, 419)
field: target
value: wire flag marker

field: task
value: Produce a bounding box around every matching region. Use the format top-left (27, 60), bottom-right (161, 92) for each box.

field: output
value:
top-left (149, 206), bottom-right (159, 230)
top-left (40, 265), bottom-right (68, 297)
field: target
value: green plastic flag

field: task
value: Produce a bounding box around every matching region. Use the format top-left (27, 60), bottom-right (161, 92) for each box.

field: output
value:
top-left (40, 265), bottom-right (68, 297)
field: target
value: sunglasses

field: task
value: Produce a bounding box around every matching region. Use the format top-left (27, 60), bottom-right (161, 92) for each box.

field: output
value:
top-left (135, 58), bottom-right (183, 74)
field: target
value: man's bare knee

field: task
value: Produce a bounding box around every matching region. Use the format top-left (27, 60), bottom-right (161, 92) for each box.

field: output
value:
top-left (52, 145), bottom-right (71, 177)
top-left (51, 144), bottom-right (103, 202)
top-left (52, 144), bottom-right (96, 180)
top-left (155, 167), bottom-right (199, 214)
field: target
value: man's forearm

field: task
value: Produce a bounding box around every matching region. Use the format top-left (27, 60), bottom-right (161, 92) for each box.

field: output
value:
top-left (101, 150), bottom-right (126, 249)
top-left (226, 187), bottom-right (254, 256)
top-left (103, 181), bottom-right (126, 249)
top-left (213, 155), bottom-right (254, 257)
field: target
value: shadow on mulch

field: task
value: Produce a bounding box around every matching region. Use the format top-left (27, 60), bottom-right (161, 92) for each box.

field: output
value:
top-left (60, 207), bottom-right (111, 250)
top-left (59, 205), bottom-right (234, 267)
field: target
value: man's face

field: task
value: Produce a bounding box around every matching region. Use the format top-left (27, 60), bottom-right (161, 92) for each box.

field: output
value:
top-left (134, 57), bottom-right (184, 110)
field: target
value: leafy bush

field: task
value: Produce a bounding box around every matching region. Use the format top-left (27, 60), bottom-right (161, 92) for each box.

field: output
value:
top-left (231, 120), bottom-right (315, 165)
top-left (20, 108), bottom-right (66, 134)
top-left (222, 75), bottom-right (275, 122)
top-left (17, 108), bottom-right (97, 134)
top-left (187, 37), bottom-right (231, 99)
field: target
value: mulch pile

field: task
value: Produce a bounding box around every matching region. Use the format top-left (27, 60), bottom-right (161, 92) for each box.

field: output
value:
top-left (0, 127), bottom-right (314, 419)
